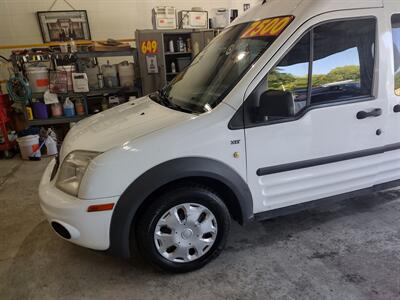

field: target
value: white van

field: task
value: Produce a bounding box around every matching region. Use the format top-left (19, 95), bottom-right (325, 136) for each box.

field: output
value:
top-left (39, 0), bottom-right (400, 272)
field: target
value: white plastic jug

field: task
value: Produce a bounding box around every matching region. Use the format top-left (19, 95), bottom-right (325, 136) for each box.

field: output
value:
top-left (63, 97), bottom-right (75, 117)
top-left (118, 61), bottom-right (135, 88)
top-left (101, 63), bottom-right (118, 88)
top-left (45, 136), bottom-right (58, 156)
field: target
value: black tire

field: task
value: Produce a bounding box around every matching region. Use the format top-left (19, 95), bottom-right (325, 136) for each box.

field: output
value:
top-left (136, 184), bottom-right (231, 273)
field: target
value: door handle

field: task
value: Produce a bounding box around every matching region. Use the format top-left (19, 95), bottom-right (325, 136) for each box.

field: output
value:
top-left (356, 108), bottom-right (382, 120)
top-left (394, 104), bottom-right (400, 113)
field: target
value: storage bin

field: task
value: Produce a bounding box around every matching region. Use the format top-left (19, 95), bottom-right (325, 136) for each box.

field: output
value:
top-left (176, 57), bottom-right (191, 72)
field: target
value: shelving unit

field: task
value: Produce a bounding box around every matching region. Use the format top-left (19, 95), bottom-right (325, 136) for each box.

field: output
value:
top-left (162, 32), bottom-right (193, 84)
top-left (9, 49), bottom-right (137, 61)
top-left (10, 48), bottom-right (142, 127)
top-left (136, 29), bottom-right (217, 95)
top-left (27, 115), bottom-right (87, 126)
top-left (75, 49), bottom-right (135, 58)
top-left (164, 51), bottom-right (192, 56)
top-left (31, 86), bottom-right (140, 99)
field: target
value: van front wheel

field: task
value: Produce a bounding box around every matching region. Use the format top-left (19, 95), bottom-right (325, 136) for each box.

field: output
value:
top-left (136, 185), bottom-right (231, 272)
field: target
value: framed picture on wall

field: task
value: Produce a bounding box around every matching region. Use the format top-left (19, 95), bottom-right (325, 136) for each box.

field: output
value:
top-left (37, 10), bottom-right (91, 43)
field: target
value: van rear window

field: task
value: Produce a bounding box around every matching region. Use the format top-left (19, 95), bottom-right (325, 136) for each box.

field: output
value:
top-left (392, 14), bottom-right (400, 96)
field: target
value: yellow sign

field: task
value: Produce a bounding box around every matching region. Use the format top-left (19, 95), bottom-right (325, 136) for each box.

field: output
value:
top-left (241, 16), bottom-right (294, 39)
top-left (141, 40), bottom-right (158, 54)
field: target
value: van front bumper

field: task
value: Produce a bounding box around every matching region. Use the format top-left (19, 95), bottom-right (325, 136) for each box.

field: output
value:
top-left (39, 158), bottom-right (118, 250)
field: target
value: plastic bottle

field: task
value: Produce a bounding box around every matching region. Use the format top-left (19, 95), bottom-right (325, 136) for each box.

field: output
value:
top-left (51, 102), bottom-right (63, 117)
top-left (45, 136), bottom-right (58, 156)
top-left (101, 62), bottom-right (118, 88)
top-left (75, 98), bottom-right (85, 116)
top-left (63, 97), bottom-right (75, 117)
top-left (69, 38), bottom-right (77, 53)
top-left (118, 61), bottom-right (135, 88)
top-left (177, 37), bottom-right (184, 52)
top-left (169, 40), bottom-right (175, 53)
top-left (32, 102), bottom-right (48, 119)
top-left (101, 94), bottom-right (109, 111)
top-left (85, 63), bottom-right (100, 90)
top-left (26, 107), bottom-right (33, 120)
top-left (171, 62), bottom-right (176, 73)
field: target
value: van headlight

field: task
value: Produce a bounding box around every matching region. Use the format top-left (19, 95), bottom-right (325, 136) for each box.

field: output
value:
top-left (56, 151), bottom-right (101, 197)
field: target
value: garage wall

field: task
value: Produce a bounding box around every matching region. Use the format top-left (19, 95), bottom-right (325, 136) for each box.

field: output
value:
top-left (0, 0), bottom-right (260, 86)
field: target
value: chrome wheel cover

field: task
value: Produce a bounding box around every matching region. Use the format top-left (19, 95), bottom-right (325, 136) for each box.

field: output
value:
top-left (154, 203), bottom-right (218, 263)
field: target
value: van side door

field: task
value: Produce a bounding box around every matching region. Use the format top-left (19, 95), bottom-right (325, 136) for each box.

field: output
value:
top-left (240, 13), bottom-right (387, 215)
top-left (382, 10), bottom-right (400, 185)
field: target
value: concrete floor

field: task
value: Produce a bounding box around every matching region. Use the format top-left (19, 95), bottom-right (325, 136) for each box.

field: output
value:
top-left (0, 157), bottom-right (399, 300)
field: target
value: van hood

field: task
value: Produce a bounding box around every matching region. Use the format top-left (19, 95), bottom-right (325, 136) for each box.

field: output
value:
top-left (61, 96), bottom-right (193, 159)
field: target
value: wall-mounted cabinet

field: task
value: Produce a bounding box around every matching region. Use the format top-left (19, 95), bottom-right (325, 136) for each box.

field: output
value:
top-left (136, 29), bottom-right (218, 95)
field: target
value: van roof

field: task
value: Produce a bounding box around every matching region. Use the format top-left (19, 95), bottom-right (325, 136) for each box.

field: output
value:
top-left (231, 0), bottom-right (384, 26)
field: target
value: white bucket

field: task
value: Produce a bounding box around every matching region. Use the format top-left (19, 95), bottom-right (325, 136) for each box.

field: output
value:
top-left (17, 135), bottom-right (41, 160)
top-left (26, 66), bottom-right (49, 93)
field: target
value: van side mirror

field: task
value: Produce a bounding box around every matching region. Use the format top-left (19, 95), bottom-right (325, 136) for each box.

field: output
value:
top-left (257, 90), bottom-right (295, 120)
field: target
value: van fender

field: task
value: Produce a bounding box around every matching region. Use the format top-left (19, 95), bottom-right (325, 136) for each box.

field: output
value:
top-left (108, 157), bottom-right (253, 258)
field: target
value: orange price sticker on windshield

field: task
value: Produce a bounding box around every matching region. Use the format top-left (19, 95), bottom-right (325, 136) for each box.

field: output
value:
top-left (141, 40), bottom-right (158, 54)
top-left (241, 16), bottom-right (294, 39)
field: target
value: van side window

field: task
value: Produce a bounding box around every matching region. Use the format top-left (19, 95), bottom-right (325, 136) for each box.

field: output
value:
top-left (311, 19), bottom-right (375, 104)
top-left (243, 18), bottom-right (376, 127)
top-left (243, 33), bottom-right (311, 124)
top-left (266, 33), bottom-right (310, 115)
top-left (392, 14), bottom-right (400, 96)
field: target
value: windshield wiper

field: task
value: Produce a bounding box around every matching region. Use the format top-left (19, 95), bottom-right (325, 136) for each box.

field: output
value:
top-left (149, 90), bottom-right (171, 107)
top-left (153, 89), bottom-right (195, 114)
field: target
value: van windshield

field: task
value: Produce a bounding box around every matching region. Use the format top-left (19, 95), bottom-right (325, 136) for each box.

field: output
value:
top-left (153, 16), bottom-right (294, 113)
